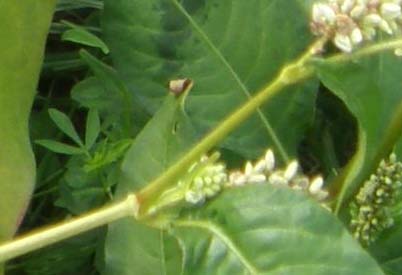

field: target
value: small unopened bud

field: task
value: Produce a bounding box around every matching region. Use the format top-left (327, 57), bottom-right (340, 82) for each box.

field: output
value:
top-left (380, 3), bottom-right (401, 19)
top-left (334, 33), bottom-right (353, 52)
top-left (265, 149), bottom-right (275, 171)
top-left (284, 160), bottom-right (298, 180)
top-left (309, 176), bottom-right (324, 194)
top-left (169, 78), bottom-right (192, 96)
top-left (351, 28), bottom-right (363, 44)
top-left (312, 3), bottom-right (337, 24)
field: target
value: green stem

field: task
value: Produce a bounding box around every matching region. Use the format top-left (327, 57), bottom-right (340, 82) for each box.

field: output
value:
top-left (0, 39), bottom-right (324, 262)
top-left (137, 39), bottom-right (325, 216)
top-left (0, 194), bottom-right (138, 263)
top-left (317, 38), bottom-right (402, 64)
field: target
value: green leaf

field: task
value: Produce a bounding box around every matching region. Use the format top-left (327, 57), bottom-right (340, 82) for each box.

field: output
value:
top-left (79, 50), bottom-right (150, 137)
top-left (35, 140), bottom-right (84, 155)
top-left (48, 108), bottom-right (84, 147)
top-left (0, 0), bottom-right (56, 242)
top-left (101, 0), bottom-right (318, 160)
top-left (173, 185), bottom-right (382, 275)
top-left (62, 21), bottom-right (109, 54)
top-left (315, 52), bottom-right (402, 213)
top-left (0, 1), bottom-right (56, 273)
top-left (71, 77), bottom-right (118, 111)
top-left (104, 94), bottom-right (195, 275)
top-left (55, 155), bottom-right (109, 214)
top-left (85, 109), bottom-right (101, 149)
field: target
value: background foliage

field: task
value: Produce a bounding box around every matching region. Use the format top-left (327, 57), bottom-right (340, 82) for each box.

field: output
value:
top-left (4, 0), bottom-right (402, 274)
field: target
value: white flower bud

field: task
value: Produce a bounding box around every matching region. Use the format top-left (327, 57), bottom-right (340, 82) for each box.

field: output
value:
top-left (193, 177), bottom-right (204, 188)
top-left (309, 176), bottom-right (324, 194)
top-left (379, 19), bottom-right (393, 34)
top-left (363, 14), bottom-right (383, 26)
top-left (213, 174), bottom-right (226, 184)
top-left (350, 5), bottom-right (367, 18)
top-left (312, 3), bottom-right (337, 24)
top-left (265, 149), bottom-right (275, 171)
top-left (341, 0), bottom-right (355, 13)
top-left (254, 159), bottom-right (267, 173)
top-left (380, 3), bottom-right (401, 19)
top-left (204, 176), bottom-right (213, 185)
top-left (245, 161), bottom-right (254, 175)
top-left (394, 48), bottom-right (402, 57)
top-left (334, 33), bottom-right (353, 52)
top-left (351, 27), bottom-right (363, 44)
top-left (185, 191), bottom-right (204, 204)
top-left (284, 160), bottom-right (299, 180)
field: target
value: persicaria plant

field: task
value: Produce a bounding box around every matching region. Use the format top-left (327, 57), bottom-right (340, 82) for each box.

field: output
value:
top-left (2, 0), bottom-right (402, 274)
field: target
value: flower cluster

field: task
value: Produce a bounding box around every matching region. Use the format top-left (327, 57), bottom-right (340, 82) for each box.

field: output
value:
top-left (184, 155), bottom-right (228, 204)
top-left (350, 153), bottom-right (402, 245)
top-left (227, 149), bottom-right (329, 202)
top-left (311, 0), bottom-right (402, 52)
top-left (153, 149), bottom-right (329, 215)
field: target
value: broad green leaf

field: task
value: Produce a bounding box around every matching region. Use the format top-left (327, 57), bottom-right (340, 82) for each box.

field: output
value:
top-left (0, 1), bottom-right (56, 272)
top-left (62, 21), bottom-right (109, 54)
top-left (315, 52), bottom-right (402, 213)
top-left (173, 185), bottom-right (383, 275)
top-left (104, 94), bottom-right (195, 275)
top-left (48, 108), bottom-right (83, 147)
top-left (85, 109), bottom-right (101, 149)
top-left (101, 0), bottom-right (318, 160)
top-left (35, 140), bottom-right (84, 155)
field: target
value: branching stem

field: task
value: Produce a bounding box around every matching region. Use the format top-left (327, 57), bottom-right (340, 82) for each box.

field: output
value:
top-left (2, 36), bottom-right (398, 263)
top-left (137, 39), bottom-right (326, 216)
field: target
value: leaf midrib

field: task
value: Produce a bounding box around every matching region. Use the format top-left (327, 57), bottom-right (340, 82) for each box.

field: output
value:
top-left (170, 0), bottom-right (289, 162)
top-left (174, 219), bottom-right (260, 274)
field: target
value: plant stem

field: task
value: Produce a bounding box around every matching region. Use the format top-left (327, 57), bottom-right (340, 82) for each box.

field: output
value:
top-left (316, 38), bottom-right (402, 64)
top-left (0, 39), bottom-right (324, 262)
top-left (137, 39), bottom-right (326, 216)
top-left (0, 194), bottom-right (138, 263)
